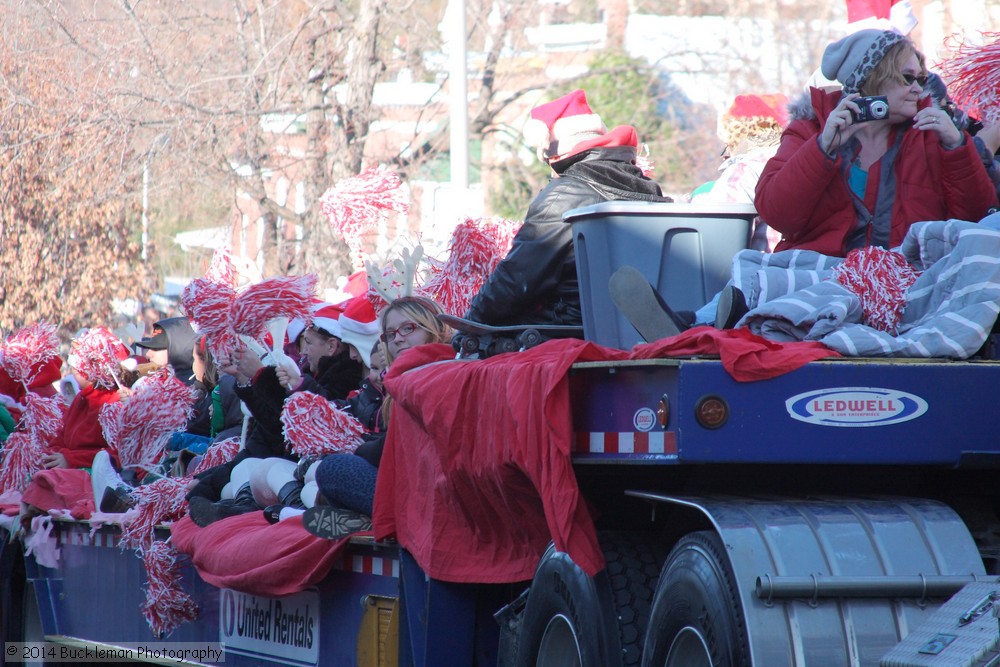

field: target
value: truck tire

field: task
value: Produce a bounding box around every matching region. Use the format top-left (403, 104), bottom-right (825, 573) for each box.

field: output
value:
top-left (642, 531), bottom-right (749, 667)
top-left (515, 533), bottom-right (659, 667)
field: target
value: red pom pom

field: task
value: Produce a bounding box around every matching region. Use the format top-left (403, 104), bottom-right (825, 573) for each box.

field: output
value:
top-left (190, 436), bottom-right (241, 475)
top-left (19, 394), bottom-right (64, 445)
top-left (230, 275), bottom-right (319, 339)
top-left (140, 540), bottom-right (199, 638)
top-left (181, 278), bottom-right (237, 338)
top-left (424, 217), bottom-right (521, 316)
top-left (940, 32), bottom-right (1000, 125)
top-left (1, 322), bottom-right (60, 389)
top-left (0, 395), bottom-right (65, 494)
top-left (120, 476), bottom-right (191, 552)
top-left (320, 166), bottom-right (410, 261)
top-left (70, 327), bottom-right (129, 389)
top-left (100, 369), bottom-right (195, 474)
top-left (0, 432), bottom-right (45, 493)
top-left (204, 244), bottom-right (238, 288)
top-left (832, 247), bottom-right (920, 334)
top-left (281, 391), bottom-right (365, 457)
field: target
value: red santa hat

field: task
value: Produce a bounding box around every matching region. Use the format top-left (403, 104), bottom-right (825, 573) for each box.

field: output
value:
top-left (287, 297), bottom-right (324, 344)
top-left (338, 296), bottom-right (380, 367)
top-left (845, 0), bottom-right (917, 35)
top-left (311, 302), bottom-right (344, 339)
top-left (523, 89), bottom-right (637, 162)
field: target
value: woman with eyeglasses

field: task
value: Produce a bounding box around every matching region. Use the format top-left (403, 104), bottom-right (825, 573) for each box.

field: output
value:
top-left (302, 296), bottom-right (452, 539)
top-left (755, 29), bottom-right (997, 256)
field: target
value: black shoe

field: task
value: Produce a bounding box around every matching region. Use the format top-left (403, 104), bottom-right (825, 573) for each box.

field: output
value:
top-left (187, 496), bottom-right (260, 527)
top-left (715, 284), bottom-right (749, 329)
top-left (302, 506), bottom-right (372, 540)
top-left (278, 480), bottom-right (305, 509)
top-left (294, 457), bottom-right (316, 483)
top-left (609, 266), bottom-right (689, 342)
top-left (263, 504), bottom-right (284, 525)
top-left (99, 485), bottom-right (136, 514)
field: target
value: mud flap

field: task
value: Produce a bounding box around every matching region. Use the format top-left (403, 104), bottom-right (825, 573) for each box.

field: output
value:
top-left (494, 588), bottom-right (529, 667)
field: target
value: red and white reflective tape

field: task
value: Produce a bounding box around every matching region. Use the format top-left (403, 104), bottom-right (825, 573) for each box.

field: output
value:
top-left (341, 554), bottom-right (399, 578)
top-left (574, 431), bottom-right (677, 455)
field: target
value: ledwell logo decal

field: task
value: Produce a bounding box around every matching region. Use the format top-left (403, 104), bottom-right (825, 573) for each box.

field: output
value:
top-left (786, 387), bottom-right (928, 427)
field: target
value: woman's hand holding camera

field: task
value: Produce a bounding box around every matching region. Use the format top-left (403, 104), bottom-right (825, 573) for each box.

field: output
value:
top-left (821, 94), bottom-right (866, 156)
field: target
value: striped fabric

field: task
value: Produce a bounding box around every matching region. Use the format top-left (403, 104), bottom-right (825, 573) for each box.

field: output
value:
top-left (731, 220), bottom-right (1000, 359)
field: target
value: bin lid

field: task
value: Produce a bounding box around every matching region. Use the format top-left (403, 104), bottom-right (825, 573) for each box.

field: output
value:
top-left (563, 200), bottom-right (757, 222)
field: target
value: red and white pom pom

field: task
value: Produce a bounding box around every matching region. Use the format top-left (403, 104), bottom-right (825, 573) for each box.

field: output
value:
top-left (102, 369), bottom-right (195, 474)
top-left (98, 402), bottom-right (125, 462)
top-left (424, 217), bottom-right (521, 316)
top-left (18, 394), bottom-right (64, 446)
top-left (634, 153), bottom-right (656, 178)
top-left (1, 322), bottom-right (60, 388)
top-left (120, 476), bottom-right (192, 552)
top-left (190, 436), bottom-right (242, 475)
top-left (181, 278), bottom-right (237, 337)
top-left (280, 391), bottom-right (365, 458)
top-left (0, 432), bottom-right (45, 494)
top-left (204, 244), bottom-right (238, 288)
top-left (832, 246), bottom-right (920, 334)
top-left (940, 32), bottom-right (1000, 125)
top-left (230, 274), bottom-right (319, 339)
top-left (140, 540), bottom-right (199, 638)
top-left (70, 327), bottom-right (129, 389)
top-left (320, 165), bottom-right (410, 259)
top-left (0, 394), bottom-right (66, 493)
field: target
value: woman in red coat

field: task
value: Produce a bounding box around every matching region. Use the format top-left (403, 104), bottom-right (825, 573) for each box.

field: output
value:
top-left (756, 29), bottom-right (998, 256)
top-left (40, 328), bottom-right (129, 470)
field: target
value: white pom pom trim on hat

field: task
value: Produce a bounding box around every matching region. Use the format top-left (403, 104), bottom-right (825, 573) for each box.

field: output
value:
top-left (522, 118), bottom-right (552, 151)
top-left (550, 113), bottom-right (607, 143)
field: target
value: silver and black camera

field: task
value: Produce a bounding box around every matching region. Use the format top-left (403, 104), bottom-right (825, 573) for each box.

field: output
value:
top-left (850, 95), bottom-right (890, 123)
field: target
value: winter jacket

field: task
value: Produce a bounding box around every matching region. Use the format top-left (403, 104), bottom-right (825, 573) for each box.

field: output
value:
top-left (296, 350), bottom-right (363, 402)
top-left (52, 384), bottom-right (120, 468)
top-left (466, 146), bottom-right (669, 327)
top-left (186, 374), bottom-right (243, 439)
top-left (756, 88), bottom-right (998, 256)
top-left (235, 349), bottom-right (362, 460)
top-left (339, 379), bottom-right (384, 433)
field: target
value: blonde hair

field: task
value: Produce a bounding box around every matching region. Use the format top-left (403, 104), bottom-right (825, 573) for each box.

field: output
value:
top-left (378, 296), bottom-right (452, 424)
top-left (860, 40), bottom-right (926, 97)
top-left (379, 296), bottom-right (452, 365)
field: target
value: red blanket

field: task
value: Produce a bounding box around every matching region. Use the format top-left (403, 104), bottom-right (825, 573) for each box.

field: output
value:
top-left (374, 341), bottom-right (618, 583)
top-left (373, 334), bottom-right (838, 583)
top-left (170, 514), bottom-right (355, 597)
top-left (630, 326), bottom-right (840, 381)
top-left (21, 468), bottom-right (95, 519)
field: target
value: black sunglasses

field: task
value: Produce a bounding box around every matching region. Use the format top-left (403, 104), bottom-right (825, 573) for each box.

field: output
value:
top-left (900, 73), bottom-right (928, 87)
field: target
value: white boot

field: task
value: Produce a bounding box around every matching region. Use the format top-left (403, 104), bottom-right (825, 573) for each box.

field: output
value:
top-left (90, 450), bottom-right (124, 509)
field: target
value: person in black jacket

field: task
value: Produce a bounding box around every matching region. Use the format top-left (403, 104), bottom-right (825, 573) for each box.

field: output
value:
top-left (185, 304), bottom-right (363, 525)
top-left (134, 316), bottom-right (197, 386)
top-left (465, 89), bottom-right (670, 328)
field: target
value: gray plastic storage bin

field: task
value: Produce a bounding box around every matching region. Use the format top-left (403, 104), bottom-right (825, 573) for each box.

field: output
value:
top-left (567, 201), bottom-right (756, 350)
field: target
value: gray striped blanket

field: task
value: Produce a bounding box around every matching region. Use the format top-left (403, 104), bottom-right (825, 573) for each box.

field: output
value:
top-left (731, 220), bottom-right (1000, 358)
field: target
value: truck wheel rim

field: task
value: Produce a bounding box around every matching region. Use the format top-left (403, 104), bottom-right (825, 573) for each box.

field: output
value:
top-left (536, 613), bottom-right (582, 667)
top-left (664, 626), bottom-right (712, 667)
